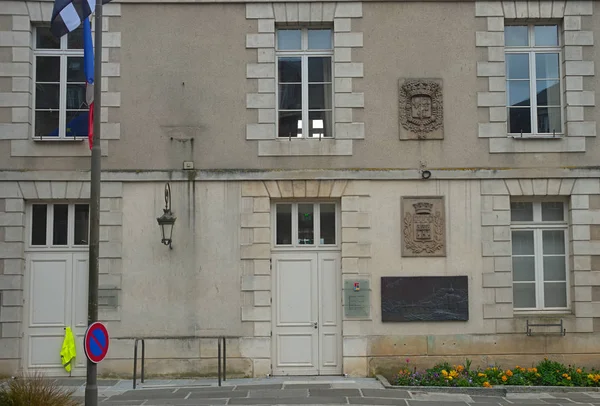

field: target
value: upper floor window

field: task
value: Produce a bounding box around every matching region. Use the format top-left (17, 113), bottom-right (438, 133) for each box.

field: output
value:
top-left (510, 200), bottom-right (568, 311)
top-left (274, 202), bottom-right (338, 248)
top-left (505, 24), bottom-right (562, 136)
top-left (34, 26), bottom-right (89, 139)
top-left (276, 28), bottom-right (333, 139)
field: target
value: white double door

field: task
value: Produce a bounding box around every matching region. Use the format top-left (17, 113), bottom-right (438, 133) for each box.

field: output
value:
top-left (271, 252), bottom-right (342, 376)
top-left (23, 252), bottom-right (89, 376)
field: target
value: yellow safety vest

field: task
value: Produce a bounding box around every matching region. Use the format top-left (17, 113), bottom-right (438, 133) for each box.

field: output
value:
top-left (60, 327), bottom-right (76, 372)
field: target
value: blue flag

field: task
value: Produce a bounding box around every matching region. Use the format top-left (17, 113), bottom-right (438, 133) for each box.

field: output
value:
top-left (83, 16), bottom-right (94, 149)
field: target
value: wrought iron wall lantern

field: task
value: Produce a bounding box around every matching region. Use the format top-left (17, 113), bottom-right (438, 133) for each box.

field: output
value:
top-left (156, 183), bottom-right (176, 249)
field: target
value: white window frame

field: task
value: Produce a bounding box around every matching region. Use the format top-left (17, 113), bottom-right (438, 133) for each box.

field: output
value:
top-left (271, 201), bottom-right (340, 250)
top-left (26, 202), bottom-right (90, 251)
top-left (510, 199), bottom-right (569, 312)
top-left (505, 24), bottom-right (564, 137)
top-left (275, 27), bottom-right (334, 139)
top-left (32, 26), bottom-right (86, 140)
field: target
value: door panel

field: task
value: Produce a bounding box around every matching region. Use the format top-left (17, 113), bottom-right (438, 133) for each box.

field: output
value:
top-left (318, 253), bottom-right (342, 374)
top-left (24, 252), bottom-right (88, 376)
top-left (272, 254), bottom-right (318, 375)
top-left (271, 252), bottom-right (342, 376)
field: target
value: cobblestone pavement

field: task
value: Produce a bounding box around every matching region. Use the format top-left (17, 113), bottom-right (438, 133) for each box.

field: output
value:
top-left (59, 377), bottom-right (600, 406)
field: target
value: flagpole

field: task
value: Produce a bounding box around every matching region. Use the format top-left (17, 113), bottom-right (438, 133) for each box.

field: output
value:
top-left (85, 0), bottom-right (103, 405)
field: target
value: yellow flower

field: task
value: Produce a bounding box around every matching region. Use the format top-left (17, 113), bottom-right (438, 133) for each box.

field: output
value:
top-left (506, 370), bottom-right (513, 377)
top-left (577, 369), bottom-right (582, 374)
top-left (450, 370), bottom-right (459, 378)
top-left (478, 372), bottom-right (486, 377)
top-left (562, 373), bottom-right (569, 378)
top-left (588, 374), bottom-right (594, 379)
top-left (448, 376), bottom-right (453, 380)
top-left (457, 365), bottom-right (464, 373)
top-left (567, 377), bottom-right (571, 380)
top-left (483, 381), bottom-right (491, 388)
top-left (441, 369), bottom-right (448, 377)
top-left (533, 368), bottom-right (538, 373)
top-left (502, 375), bottom-right (508, 382)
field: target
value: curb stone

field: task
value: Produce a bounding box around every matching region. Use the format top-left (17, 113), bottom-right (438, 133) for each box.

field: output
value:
top-left (375, 375), bottom-right (600, 395)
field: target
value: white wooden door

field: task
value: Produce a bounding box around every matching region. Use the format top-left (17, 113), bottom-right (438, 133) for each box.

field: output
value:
top-left (23, 252), bottom-right (89, 376)
top-left (271, 252), bottom-right (342, 375)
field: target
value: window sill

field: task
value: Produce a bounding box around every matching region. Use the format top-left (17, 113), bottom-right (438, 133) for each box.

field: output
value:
top-left (32, 136), bottom-right (86, 142)
top-left (508, 134), bottom-right (564, 140)
top-left (513, 310), bottom-right (572, 317)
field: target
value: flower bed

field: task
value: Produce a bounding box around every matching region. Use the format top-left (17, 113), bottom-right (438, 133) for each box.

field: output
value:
top-left (393, 358), bottom-right (600, 388)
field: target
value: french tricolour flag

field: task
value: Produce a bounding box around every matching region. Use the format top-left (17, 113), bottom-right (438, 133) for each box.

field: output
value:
top-left (51, 0), bottom-right (112, 148)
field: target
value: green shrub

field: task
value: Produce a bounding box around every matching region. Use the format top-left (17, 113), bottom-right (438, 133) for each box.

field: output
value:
top-left (0, 372), bottom-right (79, 406)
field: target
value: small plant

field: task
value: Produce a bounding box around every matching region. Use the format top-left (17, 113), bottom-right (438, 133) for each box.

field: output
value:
top-left (0, 372), bottom-right (79, 406)
top-left (392, 358), bottom-right (600, 388)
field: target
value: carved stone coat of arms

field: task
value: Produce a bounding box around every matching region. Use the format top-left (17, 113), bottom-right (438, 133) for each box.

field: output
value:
top-left (401, 197), bottom-right (446, 257)
top-left (398, 78), bottom-right (444, 140)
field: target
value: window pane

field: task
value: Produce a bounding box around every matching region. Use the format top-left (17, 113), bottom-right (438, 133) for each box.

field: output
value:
top-left (543, 256), bottom-right (566, 281)
top-left (67, 84), bottom-right (86, 109)
top-left (36, 84), bottom-right (60, 109)
top-left (511, 202), bottom-right (533, 221)
top-left (278, 111), bottom-right (302, 138)
top-left (36, 27), bottom-right (60, 49)
top-left (35, 111), bottom-right (60, 137)
top-left (67, 26), bottom-right (83, 49)
top-left (276, 204), bottom-right (292, 245)
top-left (542, 202), bottom-right (564, 221)
top-left (298, 204), bottom-right (314, 244)
top-left (308, 57), bottom-right (332, 83)
top-left (513, 283), bottom-right (536, 308)
top-left (513, 257), bottom-right (536, 281)
top-left (53, 204), bottom-right (68, 245)
top-left (320, 204), bottom-right (336, 244)
top-left (508, 81), bottom-right (530, 106)
top-left (31, 204), bottom-right (47, 245)
top-left (505, 26), bottom-right (528, 46)
top-left (279, 84), bottom-right (301, 109)
top-left (277, 30), bottom-right (301, 50)
top-left (65, 111), bottom-right (90, 137)
top-left (508, 108), bottom-right (531, 133)
top-left (543, 230), bottom-right (565, 255)
top-left (36, 56), bottom-right (60, 82)
top-left (309, 111), bottom-right (332, 138)
top-left (537, 107), bottom-right (561, 133)
top-left (536, 80), bottom-right (560, 106)
top-left (512, 230), bottom-right (534, 255)
top-left (544, 282), bottom-right (567, 307)
top-left (278, 57), bottom-right (301, 83)
top-left (308, 29), bottom-right (332, 50)
top-left (534, 25), bottom-right (558, 46)
top-left (506, 54), bottom-right (529, 79)
top-left (74, 204), bottom-right (89, 245)
top-left (67, 57), bottom-right (85, 82)
top-left (309, 84), bottom-right (332, 110)
top-left (535, 53), bottom-right (559, 79)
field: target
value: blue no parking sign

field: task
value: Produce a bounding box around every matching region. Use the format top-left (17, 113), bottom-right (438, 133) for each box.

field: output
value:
top-left (84, 322), bottom-right (110, 363)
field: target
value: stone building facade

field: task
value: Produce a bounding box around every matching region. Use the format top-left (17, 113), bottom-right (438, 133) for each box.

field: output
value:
top-left (0, 0), bottom-right (599, 378)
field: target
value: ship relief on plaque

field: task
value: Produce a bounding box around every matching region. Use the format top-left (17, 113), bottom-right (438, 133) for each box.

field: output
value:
top-left (402, 197), bottom-right (446, 257)
top-left (398, 78), bottom-right (444, 140)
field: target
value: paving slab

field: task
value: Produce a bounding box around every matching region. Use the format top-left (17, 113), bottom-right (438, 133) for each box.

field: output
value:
top-left (229, 396), bottom-right (349, 404)
top-left (188, 390), bottom-right (249, 398)
top-left (469, 395), bottom-right (511, 404)
top-left (248, 389), bottom-right (309, 398)
top-left (309, 388), bottom-right (361, 397)
top-left (236, 384), bottom-right (284, 390)
top-left (144, 399), bottom-right (228, 405)
top-left (407, 401), bottom-right (469, 406)
top-left (284, 384), bottom-right (332, 389)
top-left (348, 396), bottom-right (409, 405)
top-left (106, 388), bottom-right (185, 400)
top-left (362, 389), bottom-right (411, 398)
